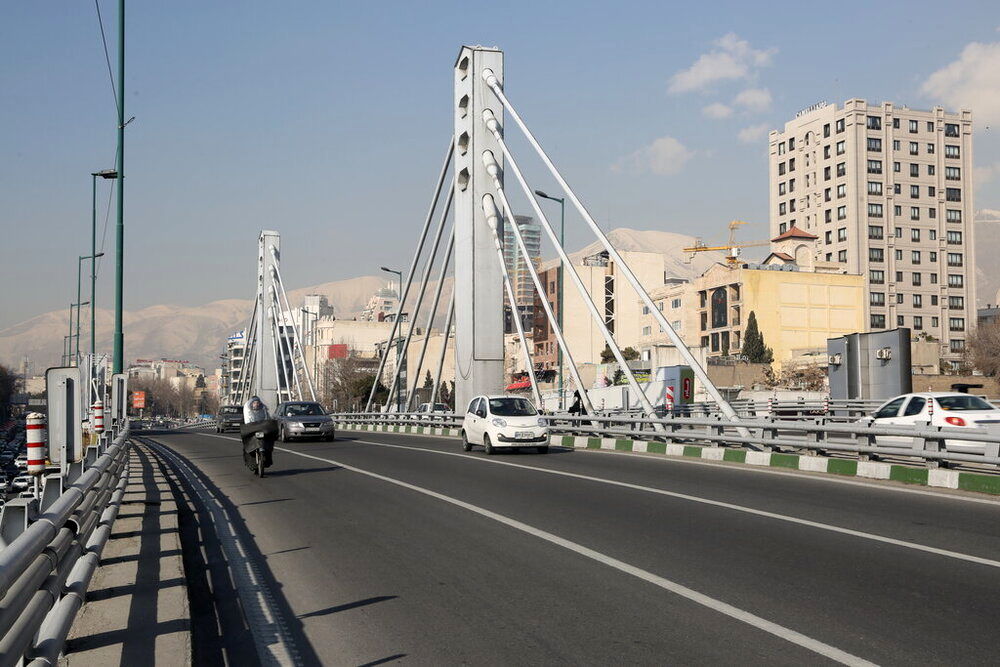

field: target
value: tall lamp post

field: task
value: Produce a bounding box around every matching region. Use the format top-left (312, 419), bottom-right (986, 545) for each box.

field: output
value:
top-left (534, 190), bottom-right (566, 409)
top-left (92, 170), bottom-right (117, 358)
top-left (70, 301), bottom-right (90, 365)
top-left (76, 253), bottom-right (103, 363)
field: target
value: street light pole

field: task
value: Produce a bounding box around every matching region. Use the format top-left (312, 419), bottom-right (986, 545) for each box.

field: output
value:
top-left (535, 190), bottom-right (566, 409)
top-left (92, 170), bottom-right (117, 358)
top-left (72, 300), bottom-right (91, 365)
top-left (112, 0), bottom-right (125, 373)
top-left (77, 253), bottom-right (105, 364)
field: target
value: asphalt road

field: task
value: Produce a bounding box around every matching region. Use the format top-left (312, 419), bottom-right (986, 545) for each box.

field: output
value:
top-left (143, 428), bottom-right (1000, 666)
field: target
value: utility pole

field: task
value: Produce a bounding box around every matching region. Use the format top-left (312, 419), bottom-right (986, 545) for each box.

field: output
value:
top-left (92, 170), bottom-right (117, 358)
top-left (112, 0), bottom-right (125, 373)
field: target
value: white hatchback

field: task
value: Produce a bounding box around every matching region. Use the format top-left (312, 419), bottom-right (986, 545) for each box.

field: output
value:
top-left (867, 392), bottom-right (1000, 453)
top-left (461, 395), bottom-right (549, 454)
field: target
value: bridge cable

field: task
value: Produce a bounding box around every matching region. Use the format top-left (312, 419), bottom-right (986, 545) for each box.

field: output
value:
top-left (428, 295), bottom-right (455, 408)
top-left (270, 256), bottom-right (318, 401)
top-left (482, 69), bottom-right (744, 429)
top-left (365, 140), bottom-right (454, 412)
top-left (405, 229), bottom-right (455, 411)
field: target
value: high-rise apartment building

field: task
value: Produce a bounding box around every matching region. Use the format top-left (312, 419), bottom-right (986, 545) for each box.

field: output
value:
top-left (502, 215), bottom-right (542, 333)
top-left (769, 99), bottom-right (975, 369)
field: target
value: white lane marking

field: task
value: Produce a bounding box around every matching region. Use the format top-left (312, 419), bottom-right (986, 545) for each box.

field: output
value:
top-left (273, 445), bottom-right (874, 666)
top-left (335, 425), bottom-right (1000, 507)
top-left (347, 438), bottom-right (1000, 571)
top-left (144, 437), bottom-right (300, 666)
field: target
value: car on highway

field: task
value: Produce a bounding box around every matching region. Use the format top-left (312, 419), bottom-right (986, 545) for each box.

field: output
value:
top-left (215, 405), bottom-right (245, 433)
top-left (274, 401), bottom-right (335, 442)
top-left (10, 475), bottom-right (32, 492)
top-left (461, 395), bottom-right (549, 455)
top-left (866, 392), bottom-right (1000, 453)
top-left (415, 402), bottom-right (450, 420)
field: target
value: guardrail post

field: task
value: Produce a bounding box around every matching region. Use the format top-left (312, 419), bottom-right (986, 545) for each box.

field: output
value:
top-left (0, 498), bottom-right (38, 549)
top-left (805, 418), bottom-right (826, 454)
top-left (915, 422), bottom-right (944, 469)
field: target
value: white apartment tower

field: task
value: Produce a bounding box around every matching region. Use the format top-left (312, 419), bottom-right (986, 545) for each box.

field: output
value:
top-left (769, 99), bottom-right (975, 369)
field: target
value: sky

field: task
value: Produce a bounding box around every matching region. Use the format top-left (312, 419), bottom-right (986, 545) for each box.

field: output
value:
top-left (2, 0), bottom-right (999, 329)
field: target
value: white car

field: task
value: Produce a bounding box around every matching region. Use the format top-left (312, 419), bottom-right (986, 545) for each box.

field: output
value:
top-left (10, 475), bottom-right (32, 492)
top-left (415, 403), bottom-right (450, 421)
top-left (461, 395), bottom-right (549, 454)
top-left (867, 392), bottom-right (1000, 453)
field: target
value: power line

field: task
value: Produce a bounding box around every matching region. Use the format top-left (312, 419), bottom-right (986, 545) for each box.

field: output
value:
top-left (93, 0), bottom-right (118, 112)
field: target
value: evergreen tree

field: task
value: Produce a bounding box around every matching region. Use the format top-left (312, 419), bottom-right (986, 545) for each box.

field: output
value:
top-left (423, 369), bottom-right (434, 389)
top-left (742, 311), bottom-right (774, 363)
top-left (621, 346), bottom-right (640, 361)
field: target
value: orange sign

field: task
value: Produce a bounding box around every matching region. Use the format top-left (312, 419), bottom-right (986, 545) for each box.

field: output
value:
top-left (132, 391), bottom-right (146, 409)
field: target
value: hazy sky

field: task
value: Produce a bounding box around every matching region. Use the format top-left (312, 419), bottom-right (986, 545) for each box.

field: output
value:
top-left (2, 0), bottom-right (999, 329)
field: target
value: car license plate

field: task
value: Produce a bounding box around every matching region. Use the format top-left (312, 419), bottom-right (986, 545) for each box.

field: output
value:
top-left (305, 423), bottom-right (319, 428)
top-left (515, 431), bottom-right (533, 439)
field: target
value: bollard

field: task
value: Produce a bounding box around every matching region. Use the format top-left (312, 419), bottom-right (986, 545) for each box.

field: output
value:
top-left (664, 385), bottom-right (674, 416)
top-left (767, 396), bottom-right (774, 417)
top-left (927, 398), bottom-right (934, 419)
top-left (823, 395), bottom-right (830, 416)
top-left (92, 400), bottom-right (105, 434)
top-left (26, 412), bottom-right (48, 475)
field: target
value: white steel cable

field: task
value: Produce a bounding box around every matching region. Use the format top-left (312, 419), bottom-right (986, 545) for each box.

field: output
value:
top-left (429, 297), bottom-right (455, 408)
top-left (406, 231), bottom-right (455, 411)
top-left (482, 195), bottom-right (543, 407)
top-left (270, 256), bottom-right (318, 401)
top-left (482, 69), bottom-right (742, 427)
top-left (483, 161), bottom-right (595, 415)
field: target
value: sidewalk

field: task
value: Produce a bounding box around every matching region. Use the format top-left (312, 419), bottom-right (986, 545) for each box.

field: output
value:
top-left (63, 441), bottom-right (191, 666)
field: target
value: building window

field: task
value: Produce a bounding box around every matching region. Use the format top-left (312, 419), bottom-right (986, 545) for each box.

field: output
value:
top-left (945, 145), bottom-right (960, 158)
top-left (911, 227), bottom-right (920, 241)
top-left (838, 249), bottom-right (847, 263)
top-left (895, 271), bottom-right (903, 282)
top-left (927, 143), bottom-right (935, 154)
top-left (950, 339), bottom-right (965, 353)
top-left (928, 186), bottom-right (936, 197)
top-left (949, 318), bottom-right (965, 332)
top-left (896, 293), bottom-right (904, 304)
top-left (789, 199), bottom-right (796, 212)
top-left (838, 227), bottom-right (847, 242)
top-left (948, 274), bottom-right (964, 287)
top-left (711, 288), bottom-right (728, 328)
top-left (789, 158), bottom-right (796, 171)
top-left (893, 161), bottom-right (901, 173)
top-left (778, 222), bottom-right (787, 234)
top-left (867, 203), bottom-right (883, 218)
top-left (824, 145), bottom-right (831, 159)
top-left (779, 182), bottom-right (786, 195)
top-left (671, 298), bottom-right (681, 309)
top-left (779, 203), bottom-right (786, 215)
top-left (867, 160), bottom-right (882, 174)
top-left (870, 269), bottom-right (885, 284)
top-left (913, 294), bottom-right (922, 308)
top-left (929, 207), bottom-right (936, 219)
top-left (944, 123), bottom-right (959, 137)
top-left (642, 326), bottom-right (651, 336)
top-left (946, 209), bottom-right (962, 223)
top-left (913, 316), bottom-right (923, 330)
top-left (909, 185), bottom-right (919, 199)
top-left (825, 231), bottom-right (832, 244)
top-left (893, 139), bottom-right (901, 151)
top-left (824, 188), bottom-right (831, 202)
top-left (870, 292), bottom-right (885, 306)
top-left (929, 251), bottom-right (937, 262)
top-left (892, 118), bottom-right (900, 129)
top-left (946, 188), bottom-right (961, 202)
top-left (947, 252), bottom-right (963, 267)
top-left (912, 250), bottom-right (921, 264)
top-left (912, 272), bottom-right (922, 286)
top-left (778, 141), bottom-right (786, 155)
top-left (789, 178), bottom-right (795, 192)
top-left (867, 116), bottom-right (882, 130)
top-left (871, 314), bottom-right (886, 329)
top-left (823, 123), bottom-right (831, 138)
top-left (867, 138), bottom-right (882, 152)
top-left (930, 273), bottom-right (938, 284)
top-left (867, 181), bottom-right (882, 195)
top-left (932, 316), bottom-right (939, 328)
top-left (837, 183), bottom-right (846, 198)
top-left (868, 225), bottom-right (883, 239)
top-left (911, 208), bottom-right (920, 222)
top-left (909, 141), bottom-right (919, 155)
top-left (824, 209), bottom-right (832, 223)
top-left (949, 295), bottom-right (965, 310)
top-left (908, 119), bottom-right (918, 133)
top-left (945, 166), bottom-right (961, 181)
top-left (836, 118), bottom-right (845, 133)
top-left (778, 161), bottom-right (786, 176)
top-left (869, 248), bottom-right (884, 262)
top-left (836, 162), bottom-right (846, 177)
top-left (910, 164), bottom-right (919, 177)
top-left (897, 315), bottom-right (905, 327)
top-left (894, 184), bottom-right (902, 195)
top-left (947, 230), bottom-right (962, 244)
top-left (836, 140), bottom-right (846, 155)
top-left (838, 205), bottom-right (847, 220)
top-left (788, 137), bottom-right (796, 150)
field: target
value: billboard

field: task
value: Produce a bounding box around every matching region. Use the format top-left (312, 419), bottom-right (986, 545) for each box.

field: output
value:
top-left (132, 390), bottom-right (147, 409)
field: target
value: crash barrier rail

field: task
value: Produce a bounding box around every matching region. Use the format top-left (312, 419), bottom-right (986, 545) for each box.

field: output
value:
top-left (609, 398), bottom-right (884, 422)
top-left (0, 424), bottom-right (130, 666)
top-left (330, 411), bottom-right (1000, 469)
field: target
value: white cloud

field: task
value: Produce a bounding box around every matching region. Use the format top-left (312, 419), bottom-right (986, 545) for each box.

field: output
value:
top-left (702, 102), bottom-right (733, 119)
top-left (668, 33), bottom-right (776, 94)
top-left (921, 41), bottom-right (1000, 124)
top-left (737, 124), bottom-right (769, 144)
top-left (613, 136), bottom-right (695, 176)
top-left (733, 88), bottom-right (772, 113)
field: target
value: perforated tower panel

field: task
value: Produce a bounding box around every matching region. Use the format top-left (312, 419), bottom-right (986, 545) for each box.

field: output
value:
top-left (453, 46), bottom-right (505, 410)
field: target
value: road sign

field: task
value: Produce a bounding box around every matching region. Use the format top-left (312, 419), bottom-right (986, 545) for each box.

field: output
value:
top-left (132, 390), bottom-right (146, 410)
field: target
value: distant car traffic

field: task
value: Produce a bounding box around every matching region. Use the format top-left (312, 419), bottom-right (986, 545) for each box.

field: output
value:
top-left (10, 476), bottom-right (32, 492)
top-left (274, 401), bottom-right (335, 442)
top-left (416, 402), bottom-right (450, 420)
top-left (866, 392), bottom-right (1000, 453)
top-left (461, 395), bottom-right (549, 454)
top-left (215, 405), bottom-right (245, 433)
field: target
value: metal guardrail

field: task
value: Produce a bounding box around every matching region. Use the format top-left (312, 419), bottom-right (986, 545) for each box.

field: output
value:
top-left (0, 424), bottom-right (131, 666)
top-left (330, 411), bottom-right (1000, 469)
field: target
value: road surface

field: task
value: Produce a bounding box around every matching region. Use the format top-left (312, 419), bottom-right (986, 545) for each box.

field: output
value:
top-left (142, 428), bottom-right (1000, 666)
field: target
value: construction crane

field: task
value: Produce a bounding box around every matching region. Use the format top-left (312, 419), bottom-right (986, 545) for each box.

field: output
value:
top-left (683, 220), bottom-right (770, 264)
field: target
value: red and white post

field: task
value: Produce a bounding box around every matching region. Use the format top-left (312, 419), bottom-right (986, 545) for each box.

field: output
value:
top-left (92, 400), bottom-right (105, 435)
top-left (664, 385), bottom-right (674, 415)
top-left (26, 412), bottom-right (47, 475)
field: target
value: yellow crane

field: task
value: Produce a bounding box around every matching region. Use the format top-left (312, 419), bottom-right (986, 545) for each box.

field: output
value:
top-left (683, 220), bottom-right (770, 264)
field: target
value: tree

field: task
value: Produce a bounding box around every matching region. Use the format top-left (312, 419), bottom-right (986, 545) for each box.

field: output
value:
top-left (600, 345), bottom-right (616, 363)
top-left (600, 345), bottom-right (639, 363)
top-left (423, 369), bottom-right (434, 389)
top-left (621, 346), bottom-right (640, 361)
top-left (0, 364), bottom-right (21, 420)
top-left (742, 311), bottom-right (773, 364)
top-left (967, 321), bottom-right (1000, 377)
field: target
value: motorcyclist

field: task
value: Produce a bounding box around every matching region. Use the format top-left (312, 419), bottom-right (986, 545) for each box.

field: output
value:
top-left (240, 395), bottom-right (277, 470)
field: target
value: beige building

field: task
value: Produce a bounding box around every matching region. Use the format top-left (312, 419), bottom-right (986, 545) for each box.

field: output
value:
top-left (638, 260), bottom-right (865, 369)
top-left (769, 98), bottom-right (975, 369)
top-left (532, 249), bottom-right (680, 371)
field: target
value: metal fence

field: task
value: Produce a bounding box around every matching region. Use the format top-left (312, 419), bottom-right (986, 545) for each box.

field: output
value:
top-left (0, 424), bottom-right (130, 666)
top-left (330, 410), bottom-right (1000, 470)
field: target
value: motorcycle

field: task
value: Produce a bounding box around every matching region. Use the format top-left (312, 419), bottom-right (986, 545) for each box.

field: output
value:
top-left (241, 419), bottom-right (277, 477)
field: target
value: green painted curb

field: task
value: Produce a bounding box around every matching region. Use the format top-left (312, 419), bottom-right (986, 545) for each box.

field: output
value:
top-left (682, 446), bottom-right (702, 458)
top-left (827, 459), bottom-right (858, 476)
top-left (586, 437), bottom-right (602, 449)
top-left (723, 449), bottom-right (747, 463)
top-left (890, 466), bottom-right (929, 486)
top-left (958, 473), bottom-right (1000, 494)
top-left (770, 453), bottom-right (800, 470)
top-left (646, 441), bottom-right (667, 454)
